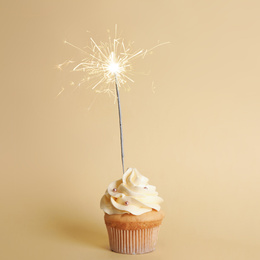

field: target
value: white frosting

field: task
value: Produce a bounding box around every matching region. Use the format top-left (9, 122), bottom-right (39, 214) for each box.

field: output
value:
top-left (100, 168), bottom-right (163, 215)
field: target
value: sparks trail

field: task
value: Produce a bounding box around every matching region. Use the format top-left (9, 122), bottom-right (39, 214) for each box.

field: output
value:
top-left (61, 26), bottom-right (169, 97)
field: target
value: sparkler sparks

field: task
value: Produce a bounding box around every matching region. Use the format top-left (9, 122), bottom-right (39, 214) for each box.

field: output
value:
top-left (60, 26), bottom-right (169, 97)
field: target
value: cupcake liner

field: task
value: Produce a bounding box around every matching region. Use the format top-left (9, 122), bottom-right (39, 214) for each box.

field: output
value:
top-left (106, 225), bottom-right (160, 254)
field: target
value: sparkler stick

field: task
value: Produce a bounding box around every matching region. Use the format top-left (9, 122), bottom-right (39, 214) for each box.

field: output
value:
top-left (114, 73), bottom-right (124, 173)
top-left (60, 26), bottom-right (169, 174)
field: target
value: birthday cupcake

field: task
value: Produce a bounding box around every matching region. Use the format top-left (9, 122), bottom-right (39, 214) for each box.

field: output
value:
top-left (100, 168), bottom-right (164, 254)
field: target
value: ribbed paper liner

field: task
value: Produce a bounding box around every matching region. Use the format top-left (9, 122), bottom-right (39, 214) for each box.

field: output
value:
top-left (106, 226), bottom-right (160, 254)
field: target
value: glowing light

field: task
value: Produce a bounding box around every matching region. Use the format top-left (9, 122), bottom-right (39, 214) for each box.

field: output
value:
top-left (60, 25), bottom-right (169, 97)
top-left (108, 52), bottom-right (120, 73)
top-left (108, 62), bottom-right (119, 73)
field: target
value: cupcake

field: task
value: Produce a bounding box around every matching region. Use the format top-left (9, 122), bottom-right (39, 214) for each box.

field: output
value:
top-left (100, 168), bottom-right (164, 254)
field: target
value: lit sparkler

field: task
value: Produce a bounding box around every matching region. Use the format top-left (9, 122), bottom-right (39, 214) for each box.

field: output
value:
top-left (60, 26), bottom-right (169, 174)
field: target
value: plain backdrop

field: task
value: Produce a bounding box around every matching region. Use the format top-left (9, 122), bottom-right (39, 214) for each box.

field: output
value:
top-left (1, 1), bottom-right (260, 259)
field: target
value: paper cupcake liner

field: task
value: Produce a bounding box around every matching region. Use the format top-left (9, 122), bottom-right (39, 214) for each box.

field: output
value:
top-left (106, 226), bottom-right (160, 254)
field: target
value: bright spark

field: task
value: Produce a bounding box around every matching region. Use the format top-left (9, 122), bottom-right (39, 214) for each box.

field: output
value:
top-left (60, 25), bottom-right (169, 97)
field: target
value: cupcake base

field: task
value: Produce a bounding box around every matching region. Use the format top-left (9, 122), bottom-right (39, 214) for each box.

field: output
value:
top-left (107, 226), bottom-right (160, 254)
top-left (104, 210), bottom-right (164, 254)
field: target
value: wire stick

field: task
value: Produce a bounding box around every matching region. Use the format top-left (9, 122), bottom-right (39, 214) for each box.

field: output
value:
top-left (114, 74), bottom-right (125, 174)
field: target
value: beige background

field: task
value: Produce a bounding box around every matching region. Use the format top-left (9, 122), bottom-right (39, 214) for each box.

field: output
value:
top-left (1, 0), bottom-right (260, 259)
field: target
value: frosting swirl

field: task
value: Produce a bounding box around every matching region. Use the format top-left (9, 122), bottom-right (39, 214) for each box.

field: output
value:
top-left (100, 168), bottom-right (163, 215)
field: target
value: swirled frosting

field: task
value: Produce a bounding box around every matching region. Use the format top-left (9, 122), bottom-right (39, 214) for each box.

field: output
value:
top-left (100, 168), bottom-right (163, 215)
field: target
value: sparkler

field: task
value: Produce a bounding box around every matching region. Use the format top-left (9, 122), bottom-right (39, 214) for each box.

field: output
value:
top-left (60, 26), bottom-right (169, 174)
